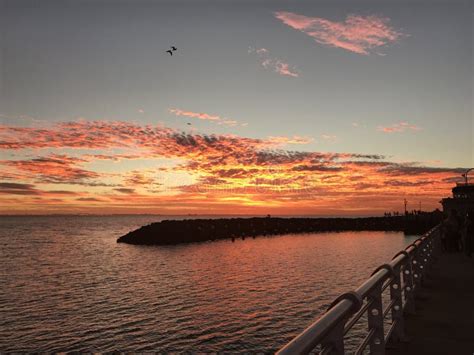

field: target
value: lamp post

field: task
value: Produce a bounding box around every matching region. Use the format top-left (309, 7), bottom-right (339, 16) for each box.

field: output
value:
top-left (462, 168), bottom-right (473, 185)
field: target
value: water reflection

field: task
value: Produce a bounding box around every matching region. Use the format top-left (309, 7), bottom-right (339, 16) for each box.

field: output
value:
top-left (0, 216), bottom-right (417, 352)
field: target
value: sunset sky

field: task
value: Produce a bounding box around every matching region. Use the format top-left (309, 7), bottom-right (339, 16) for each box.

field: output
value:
top-left (0, 0), bottom-right (472, 215)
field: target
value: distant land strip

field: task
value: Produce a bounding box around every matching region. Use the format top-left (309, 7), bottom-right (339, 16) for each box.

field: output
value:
top-left (117, 213), bottom-right (442, 245)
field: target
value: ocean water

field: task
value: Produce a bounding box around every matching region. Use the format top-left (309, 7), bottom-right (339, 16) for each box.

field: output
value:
top-left (0, 215), bottom-right (417, 352)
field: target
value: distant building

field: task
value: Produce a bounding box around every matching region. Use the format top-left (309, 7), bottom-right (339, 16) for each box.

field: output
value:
top-left (441, 169), bottom-right (474, 216)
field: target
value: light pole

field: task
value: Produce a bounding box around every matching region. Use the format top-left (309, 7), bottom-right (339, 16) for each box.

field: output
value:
top-left (462, 168), bottom-right (474, 184)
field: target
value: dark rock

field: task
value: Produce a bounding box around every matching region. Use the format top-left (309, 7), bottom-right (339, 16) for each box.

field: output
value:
top-left (117, 212), bottom-right (442, 246)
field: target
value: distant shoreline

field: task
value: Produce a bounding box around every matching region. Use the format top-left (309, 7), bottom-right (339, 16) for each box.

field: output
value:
top-left (0, 214), bottom-right (386, 218)
top-left (117, 213), bottom-right (442, 246)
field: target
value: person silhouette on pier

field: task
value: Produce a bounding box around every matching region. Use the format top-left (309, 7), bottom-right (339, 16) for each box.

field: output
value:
top-left (442, 209), bottom-right (462, 252)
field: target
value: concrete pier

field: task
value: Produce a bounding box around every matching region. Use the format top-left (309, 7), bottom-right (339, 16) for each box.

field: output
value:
top-left (387, 252), bottom-right (474, 354)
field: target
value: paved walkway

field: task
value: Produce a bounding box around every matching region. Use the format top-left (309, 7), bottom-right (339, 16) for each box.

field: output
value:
top-left (387, 252), bottom-right (474, 355)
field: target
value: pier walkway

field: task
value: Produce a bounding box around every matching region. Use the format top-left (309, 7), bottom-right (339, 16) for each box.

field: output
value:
top-left (387, 252), bottom-right (474, 355)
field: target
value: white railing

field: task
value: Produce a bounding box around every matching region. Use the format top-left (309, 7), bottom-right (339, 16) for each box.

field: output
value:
top-left (277, 225), bottom-right (442, 355)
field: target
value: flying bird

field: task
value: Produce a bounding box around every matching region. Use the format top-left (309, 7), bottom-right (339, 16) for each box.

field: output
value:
top-left (166, 49), bottom-right (173, 56)
top-left (187, 122), bottom-right (192, 126)
top-left (171, 46), bottom-right (177, 51)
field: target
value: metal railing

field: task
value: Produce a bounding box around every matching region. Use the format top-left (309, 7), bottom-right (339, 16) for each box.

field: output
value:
top-left (277, 225), bottom-right (442, 355)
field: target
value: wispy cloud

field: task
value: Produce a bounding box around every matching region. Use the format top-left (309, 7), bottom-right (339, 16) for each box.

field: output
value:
top-left (249, 47), bottom-right (299, 77)
top-left (274, 12), bottom-right (405, 55)
top-left (378, 122), bottom-right (421, 133)
top-left (169, 108), bottom-right (220, 121)
top-left (0, 182), bottom-right (40, 195)
top-left (168, 108), bottom-right (246, 127)
top-left (321, 134), bottom-right (338, 143)
top-left (114, 188), bottom-right (135, 194)
top-left (268, 135), bottom-right (314, 145)
top-left (76, 197), bottom-right (103, 202)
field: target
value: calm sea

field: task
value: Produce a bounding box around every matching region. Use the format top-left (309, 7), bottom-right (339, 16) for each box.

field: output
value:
top-left (0, 215), bottom-right (417, 352)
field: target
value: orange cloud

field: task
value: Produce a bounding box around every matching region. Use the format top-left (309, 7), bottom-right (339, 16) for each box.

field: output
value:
top-left (124, 171), bottom-right (156, 186)
top-left (1, 155), bottom-right (107, 186)
top-left (274, 12), bottom-right (405, 55)
top-left (0, 120), bottom-right (465, 215)
top-left (0, 121), bottom-right (170, 150)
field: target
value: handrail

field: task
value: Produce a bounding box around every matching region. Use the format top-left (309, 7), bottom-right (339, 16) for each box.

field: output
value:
top-left (277, 224), bottom-right (442, 355)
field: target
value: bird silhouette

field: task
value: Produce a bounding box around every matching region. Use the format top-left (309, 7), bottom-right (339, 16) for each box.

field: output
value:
top-left (187, 122), bottom-right (192, 125)
top-left (171, 46), bottom-right (177, 51)
top-left (166, 50), bottom-right (173, 56)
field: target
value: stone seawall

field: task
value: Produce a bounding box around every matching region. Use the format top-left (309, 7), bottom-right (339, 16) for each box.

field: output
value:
top-left (117, 214), bottom-right (442, 245)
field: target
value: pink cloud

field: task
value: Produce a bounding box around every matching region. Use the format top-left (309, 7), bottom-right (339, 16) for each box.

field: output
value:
top-left (168, 108), bottom-right (246, 127)
top-left (249, 47), bottom-right (299, 77)
top-left (169, 108), bottom-right (220, 121)
top-left (274, 62), bottom-right (299, 77)
top-left (378, 122), bottom-right (421, 133)
top-left (274, 12), bottom-right (405, 55)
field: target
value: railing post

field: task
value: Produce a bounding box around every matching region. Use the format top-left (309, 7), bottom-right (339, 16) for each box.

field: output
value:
top-left (388, 263), bottom-right (405, 343)
top-left (420, 239), bottom-right (428, 270)
top-left (425, 238), bottom-right (435, 273)
top-left (321, 292), bottom-right (363, 355)
top-left (412, 242), bottom-right (424, 290)
top-left (425, 227), bottom-right (441, 277)
top-left (320, 320), bottom-right (346, 355)
top-left (419, 240), bottom-right (430, 282)
top-left (402, 253), bottom-right (416, 314)
top-left (429, 227), bottom-right (442, 263)
top-left (367, 282), bottom-right (385, 355)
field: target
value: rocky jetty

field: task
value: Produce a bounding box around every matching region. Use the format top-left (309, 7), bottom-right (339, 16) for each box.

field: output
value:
top-left (117, 213), bottom-right (442, 245)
